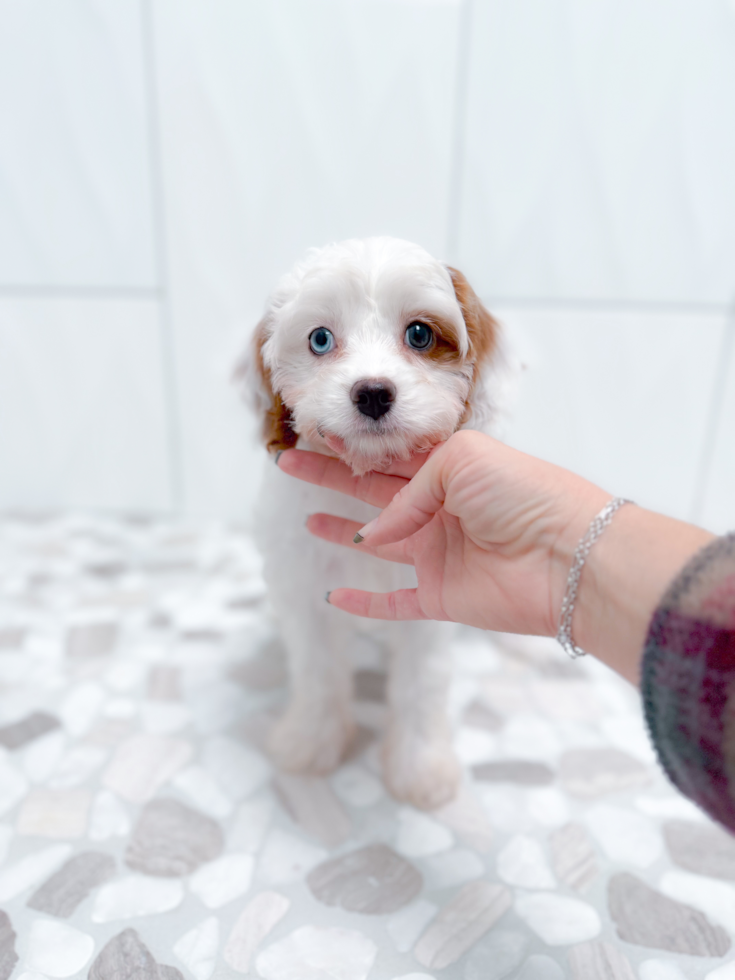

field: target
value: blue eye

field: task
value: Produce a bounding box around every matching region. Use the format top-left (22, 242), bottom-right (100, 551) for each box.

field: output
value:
top-left (309, 327), bottom-right (334, 355)
top-left (405, 322), bottom-right (434, 350)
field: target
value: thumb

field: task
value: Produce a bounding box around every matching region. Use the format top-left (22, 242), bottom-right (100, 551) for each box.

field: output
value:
top-left (354, 445), bottom-right (449, 546)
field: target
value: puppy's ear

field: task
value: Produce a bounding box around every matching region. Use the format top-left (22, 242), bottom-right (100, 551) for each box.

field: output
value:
top-left (446, 266), bottom-right (503, 431)
top-left (234, 319), bottom-right (298, 453)
top-left (446, 266), bottom-right (498, 370)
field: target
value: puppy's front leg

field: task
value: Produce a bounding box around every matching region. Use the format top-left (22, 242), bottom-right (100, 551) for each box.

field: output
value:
top-left (268, 598), bottom-right (356, 776)
top-left (383, 621), bottom-right (461, 810)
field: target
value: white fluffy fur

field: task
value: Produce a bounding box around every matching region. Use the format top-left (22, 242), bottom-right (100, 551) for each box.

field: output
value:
top-left (242, 237), bottom-right (507, 810)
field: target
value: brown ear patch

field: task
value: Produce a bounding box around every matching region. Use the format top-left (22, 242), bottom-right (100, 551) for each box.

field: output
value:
top-left (252, 320), bottom-right (298, 453)
top-left (447, 266), bottom-right (499, 424)
top-left (447, 266), bottom-right (498, 365)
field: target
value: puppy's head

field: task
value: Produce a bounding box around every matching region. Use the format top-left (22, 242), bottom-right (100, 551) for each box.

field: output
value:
top-left (241, 237), bottom-right (500, 474)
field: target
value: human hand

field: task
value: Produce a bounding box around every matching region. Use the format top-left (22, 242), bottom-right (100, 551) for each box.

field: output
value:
top-left (277, 430), bottom-right (610, 638)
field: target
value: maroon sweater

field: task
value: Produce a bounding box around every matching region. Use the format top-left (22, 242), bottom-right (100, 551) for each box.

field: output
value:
top-left (642, 533), bottom-right (735, 833)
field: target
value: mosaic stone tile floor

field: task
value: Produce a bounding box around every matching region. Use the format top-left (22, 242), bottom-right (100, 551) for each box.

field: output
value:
top-left (0, 512), bottom-right (734, 980)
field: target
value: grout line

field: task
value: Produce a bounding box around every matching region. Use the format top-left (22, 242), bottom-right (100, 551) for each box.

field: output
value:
top-left (445, 0), bottom-right (473, 263)
top-left (689, 305), bottom-right (735, 525)
top-left (0, 284), bottom-right (725, 316)
top-left (482, 296), bottom-right (732, 315)
top-left (0, 285), bottom-right (162, 299)
top-left (140, 0), bottom-right (185, 514)
top-left (0, 285), bottom-right (726, 317)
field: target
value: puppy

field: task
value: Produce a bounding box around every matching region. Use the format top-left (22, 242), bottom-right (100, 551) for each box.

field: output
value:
top-left (240, 237), bottom-right (505, 810)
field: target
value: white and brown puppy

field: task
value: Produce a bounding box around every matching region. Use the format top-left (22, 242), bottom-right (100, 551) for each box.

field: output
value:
top-left (242, 237), bottom-right (505, 810)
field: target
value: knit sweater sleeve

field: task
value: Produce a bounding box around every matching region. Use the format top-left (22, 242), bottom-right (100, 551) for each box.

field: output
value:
top-left (642, 532), bottom-right (735, 832)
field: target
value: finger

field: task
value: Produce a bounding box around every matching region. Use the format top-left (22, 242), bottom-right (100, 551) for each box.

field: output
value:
top-left (355, 444), bottom-right (450, 546)
top-left (306, 514), bottom-right (414, 564)
top-left (378, 454), bottom-right (431, 479)
top-left (277, 449), bottom-right (407, 508)
top-left (326, 587), bottom-right (427, 620)
top-left (376, 442), bottom-right (446, 478)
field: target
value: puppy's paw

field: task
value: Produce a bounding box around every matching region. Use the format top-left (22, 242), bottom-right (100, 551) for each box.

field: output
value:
top-left (268, 701), bottom-right (355, 775)
top-left (382, 730), bottom-right (461, 810)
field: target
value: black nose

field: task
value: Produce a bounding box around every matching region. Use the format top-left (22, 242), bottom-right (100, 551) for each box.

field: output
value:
top-left (350, 379), bottom-right (396, 420)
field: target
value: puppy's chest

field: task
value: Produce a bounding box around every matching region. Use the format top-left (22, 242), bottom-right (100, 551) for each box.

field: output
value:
top-left (255, 466), bottom-right (417, 595)
top-left (258, 466), bottom-right (378, 529)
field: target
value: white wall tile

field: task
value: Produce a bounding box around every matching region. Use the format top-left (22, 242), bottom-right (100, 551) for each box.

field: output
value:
top-left (153, 0), bottom-right (461, 517)
top-left (495, 306), bottom-right (728, 521)
top-left (456, 0), bottom-right (735, 303)
top-left (0, 298), bottom-right (172, 512)
top-left (0, 0), bottom-right (157, 286)
top-left (2, 1), bottom-right (729, 521)
top-left (701, 322), bottom-right (735, 535)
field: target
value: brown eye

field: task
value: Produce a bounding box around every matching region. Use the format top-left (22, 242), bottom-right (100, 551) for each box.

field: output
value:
top-left (405, 322), bottom-right (433, 350)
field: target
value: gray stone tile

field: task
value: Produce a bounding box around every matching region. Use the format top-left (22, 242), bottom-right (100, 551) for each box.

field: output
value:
top-left (88, 928), bottom-right (183, 980)
top-left (229, 644), bottom-right (286, 691)
top-left (180, 628), bottom-right (222, 643)
top-left (86, 561), bottom-right (127, 578)
top-left (549, 823), bottom-right (598, 892)
top-left (149, 611), bottom-right (172, 630)
top-left (559, 748), bottom-right (651, 798)
top-left (608, 872), bottom-right (731, 956)
top-left (354, 669), bottom-right (387, 703)
top-left (307, 844), bottom-right (422, 914)
top-left (125, 798), bottom-right (224, 877)
top-left (274, 774), bottom-right (351, 847)
top-left (27, 851), bottom-right (115, 918)
top-left (226, 593), bottom-right (264, 610)
top-left (663, 819), bottom-right (735, 880)
top-left (147, 665), bottom-right (182, 701)
top-left (27, 572), bottom-right (54, 591)
top-left (66, 621), bottom-right (118, 659)
top-left (0, 628), bottom-right (25, 651)
top-left (0, 711), bottom-right (60, 750)
top-left (87, 928), bottom-right (159, 980)
top-left (414, 880), bottom-right (512, 970)
top-left (568, 940), bottom-right (636, 980)
top-left (462, 700), bottom-right (504, 732)
top-left (472, 760), bottom-right (554, 786)
top-left (0, 911), bottom-right (18, 980)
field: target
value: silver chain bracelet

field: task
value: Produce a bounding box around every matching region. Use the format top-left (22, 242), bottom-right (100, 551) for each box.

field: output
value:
top-left (557, 497), bottom-right (634, 659)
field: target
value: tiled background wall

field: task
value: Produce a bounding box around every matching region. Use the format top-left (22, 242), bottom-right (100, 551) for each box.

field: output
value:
top-left (1, 0), bottom-right (734, 532)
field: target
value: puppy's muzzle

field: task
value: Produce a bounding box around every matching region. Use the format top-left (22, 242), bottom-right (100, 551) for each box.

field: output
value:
top-left (350, 379), bottom-right (396, 420)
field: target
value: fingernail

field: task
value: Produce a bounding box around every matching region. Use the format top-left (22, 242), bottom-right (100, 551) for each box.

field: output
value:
top-left (354, 518), bottom-right (377, 543)
top-left (275, 450), bottom-right (284, 467)
top-left (325, 591), bottom-right (332, 603)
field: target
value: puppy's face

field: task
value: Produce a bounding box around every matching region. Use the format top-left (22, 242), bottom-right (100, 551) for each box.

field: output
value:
top-left (248, 238), bottom-right (498, 474)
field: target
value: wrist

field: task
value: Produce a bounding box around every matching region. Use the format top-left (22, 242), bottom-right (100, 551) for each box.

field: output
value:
top-left (556, 497), bottom-right (635, 659)
top-left (567, 506), bottom-right (715, 684)
top-left (548, 480), bottom-right (612, 634)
